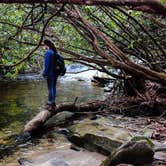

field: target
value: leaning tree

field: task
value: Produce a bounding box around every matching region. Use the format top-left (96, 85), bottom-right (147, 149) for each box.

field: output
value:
top-left (0, 0), bottom-right (166, 115)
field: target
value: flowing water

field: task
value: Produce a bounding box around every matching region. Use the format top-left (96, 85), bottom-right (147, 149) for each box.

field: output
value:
top-left (1, 72), bottom-right (165, 166)
top-left (0, 72), bottom-right (106, 165)
top-left (0, 72), bottom-right (105, 143)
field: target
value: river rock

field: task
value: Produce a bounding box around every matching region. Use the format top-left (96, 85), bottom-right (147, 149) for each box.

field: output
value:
top-left (18, 148), bottom-right (106, 166)
top-left (18, 159), bottom-right (69, 166)
top-left (100, 137), bottom-right (154, 166)
top-left (68, 117), bottom-right (132, 155)
top-left (49, 160), bottom-right (69, 166)
top-left (45, 111), bottom-right (74, 127)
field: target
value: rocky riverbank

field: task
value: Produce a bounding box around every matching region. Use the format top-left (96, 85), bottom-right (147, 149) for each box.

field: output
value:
top-left (0, 70), bottom-right (165, 166)
top-left (2, 111), bottom-right (165, 166)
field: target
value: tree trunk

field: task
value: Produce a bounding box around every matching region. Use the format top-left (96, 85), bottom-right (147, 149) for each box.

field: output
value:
top-left (124, 76), bottom-right (146, 96)
top-left (23, 101), bottom-right (103, 133)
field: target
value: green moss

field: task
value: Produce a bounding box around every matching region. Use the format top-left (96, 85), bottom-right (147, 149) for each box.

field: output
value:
top-left (100, 138), bottom-right (154, 166)
top-left (131, 136), bottom-right (154, 148)
top-left (69, 118), bottom-right (132, 142)
top-left (68, 118), bottom-right (132, 154)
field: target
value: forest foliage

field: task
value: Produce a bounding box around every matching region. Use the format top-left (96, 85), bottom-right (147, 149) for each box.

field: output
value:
top-left (0, 2), bottom-right (165, 84)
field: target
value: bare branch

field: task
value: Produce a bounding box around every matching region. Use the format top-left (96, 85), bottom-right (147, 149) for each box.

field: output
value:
top-left (0, 0), bottom-right (165, 16)
top-left (0, 3), bottom-right (66, 68)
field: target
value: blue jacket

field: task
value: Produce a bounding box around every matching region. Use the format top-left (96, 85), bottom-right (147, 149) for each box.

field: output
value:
top-left (43, 49), bottom-right (59, 77)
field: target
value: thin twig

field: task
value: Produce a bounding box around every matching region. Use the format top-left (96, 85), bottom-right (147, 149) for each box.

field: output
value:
top-left (73, 97), bottom-right (78, 105)
top-left (0, 3), bottom-right (66, 68)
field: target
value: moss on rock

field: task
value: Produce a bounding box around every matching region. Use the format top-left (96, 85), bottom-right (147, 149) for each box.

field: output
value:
top-left (100, 137), bottom-right (154, 166)
top-left (68, 118), bottom-right (132, 155)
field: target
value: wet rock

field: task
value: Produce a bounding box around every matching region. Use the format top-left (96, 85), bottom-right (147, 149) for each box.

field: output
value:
top-left (18, 141), bottom-right (33, 148)
top-left (58, 128), bottom-right (70, 136)
top-left (44, 159), bottom-right (69, 166)
top-left (103, 82), bottom-right (114, 92)
top-left (16, 131), bottom-right (31, 143)
top-left (90, 115), bottom-right (98, 120)
top-left (68, 118), bottom-right (132, 155)
top-left (104, 87), bottom-right (112, 92)
top-left (19, 148), bottom-right (105, 166)
top-left (77, 78), bottom-right (85, 82)
top-left (100, 137), bottom-right (154, 166)
top-left (20, 159), bottom-right (69, 166)
top-left (92, 76), bottom-right (112, 85)
top-left (141, 127), bottom-right (153, 138)
top-left (116, 164), bottom-right (133, 166)
top-left (45, 111), bottom-right (74, 127)
top-left (70, 144), bottom-right (81, 151)
top-left (154, 141), bottom-right (166, 164)
top-left (18, 158), bottom-right (33, 165)
top-left (155, 151), bottom-right (166, 162)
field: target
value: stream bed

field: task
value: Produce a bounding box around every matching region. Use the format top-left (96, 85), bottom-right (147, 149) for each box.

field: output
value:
top-left (0, 72), bottom-right (106, 165)
top-left (0, 72), bottom-right (105, 143)
top-left (0, 72), bottom-right (165, 166)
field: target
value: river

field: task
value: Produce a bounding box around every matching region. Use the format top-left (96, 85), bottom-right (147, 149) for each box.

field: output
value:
top-left (0, 72), bottom-right (105, 142)
top-left (0, 71), bottom-right (107, 165)
top-left (0, 72), bottom-right (165, 166)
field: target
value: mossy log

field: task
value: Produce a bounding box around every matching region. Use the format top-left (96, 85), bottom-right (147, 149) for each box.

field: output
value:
top-left (23, 101), bottom-right (104, 133)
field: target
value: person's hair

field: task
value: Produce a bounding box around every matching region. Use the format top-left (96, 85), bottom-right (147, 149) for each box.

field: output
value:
top-left (44, 39), bottom-right (57, 53)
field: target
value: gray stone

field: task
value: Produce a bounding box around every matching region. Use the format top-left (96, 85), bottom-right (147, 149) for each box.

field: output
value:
top-left (45, 111), bottom-right (74, 126)
top-left (50, 160), bottom-right (69, 166)
top-left (100, 137), bottom-right (154, 166)
top-left (68, 118), bottom-right (132, 155)
top-left (18, 158), bottom-right (33, 165)
top-left (20, 148), bottom-right (105, 166)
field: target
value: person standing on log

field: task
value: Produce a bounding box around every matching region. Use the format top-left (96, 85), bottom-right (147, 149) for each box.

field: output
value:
top-left (42, 39), bottom-right (60, 110)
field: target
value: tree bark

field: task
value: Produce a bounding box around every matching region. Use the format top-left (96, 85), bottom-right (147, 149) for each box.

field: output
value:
top-left (0, 0), bottom-right (165, 17)
top-left (69, 8), bottom-right (166, 85)
top-left (23, 101), bottom-right (103, 132)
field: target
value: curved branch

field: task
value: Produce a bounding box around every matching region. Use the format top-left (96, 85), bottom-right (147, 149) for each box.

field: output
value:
top-left (0, 0), bottom-right (165, 17)
top-left (69, 7), bottom-right (166, 85)
top-left (114, 7), bottom-right (166, 57)
top-left (0, 3), bottom-right (66, 68)
top-left (59, 47), bottom-right (110, 66)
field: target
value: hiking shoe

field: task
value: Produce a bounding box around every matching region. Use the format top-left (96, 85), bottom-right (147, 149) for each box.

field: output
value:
top-left (44, 103), bottom-right (52, 110)
top-left (49, 103), bottom-right (56, 109)
top-left (44, 103), bottom-right (56, 112)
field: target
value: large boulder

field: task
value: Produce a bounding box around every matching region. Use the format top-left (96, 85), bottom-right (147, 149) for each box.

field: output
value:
top-left (18, 148), bottom-right (106, 166)
top-left (100, 137), bottom-right (154, 166)
top-left (68, 117), bottom-right (132, 155)
top-left (45, 111), bottom-right (74, 127)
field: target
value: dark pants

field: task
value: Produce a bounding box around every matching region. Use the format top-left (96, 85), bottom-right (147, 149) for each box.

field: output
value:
top-left (46, 76), bottom-right (58, 104)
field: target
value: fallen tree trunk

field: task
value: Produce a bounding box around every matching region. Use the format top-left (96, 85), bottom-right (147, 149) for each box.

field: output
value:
top-left (23, 81), bottom-right (166, 133)
top-left (23, 100), bottom-right (104, 133)
top-left (21, 80), bottom-right (166, 138)
top-left (0, 100), bottom-right (104, 159)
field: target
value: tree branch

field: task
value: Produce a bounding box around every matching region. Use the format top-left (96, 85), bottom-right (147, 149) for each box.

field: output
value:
top-left (0, 3), bottom-right (66, 68)
top-left (0, 0), bottom-right (165, 17)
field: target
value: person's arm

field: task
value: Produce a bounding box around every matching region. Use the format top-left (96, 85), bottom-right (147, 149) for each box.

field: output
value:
top-left (43, 51), bottom-right (51, 77)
